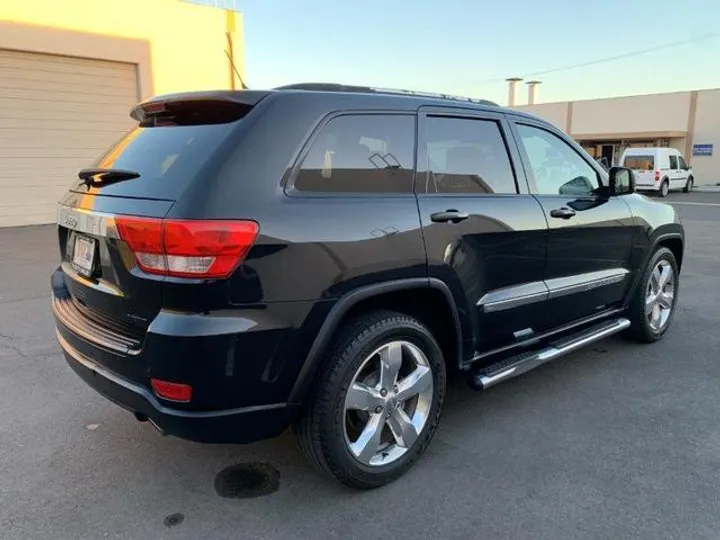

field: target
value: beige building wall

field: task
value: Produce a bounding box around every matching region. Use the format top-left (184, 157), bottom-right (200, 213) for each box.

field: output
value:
top-left (691, 89), bottom-right (720, 185)
top-left (0, 0), bottom-right (244, 99)
top-left (517, 102), bottom-right (568, 131)
top-left (571, 93), bottom-right (691, 137)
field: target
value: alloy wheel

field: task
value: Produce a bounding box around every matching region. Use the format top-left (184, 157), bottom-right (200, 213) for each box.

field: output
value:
top-left (343, 340), bottom-right (434, 467)
top-left (645, 260), bottom-right (675, 332)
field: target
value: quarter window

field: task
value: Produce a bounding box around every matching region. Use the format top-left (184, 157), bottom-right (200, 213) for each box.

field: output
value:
top-left (293, 114), bottom-right (414, 193)
top-left (424, 116), bottom-right (517, 194)
top-left (516, 124), bottom-right (600, 196)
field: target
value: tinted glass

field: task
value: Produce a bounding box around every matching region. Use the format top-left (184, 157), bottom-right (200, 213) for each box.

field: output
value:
top-left (294, 114), bottom-right (414, 193)
top-left (678, 155), bottom-right (688, 169)
top-left (624, 155), bottom-right (655, 170)
top-left (69, 123), bottom-right (239, 200)
top-left (425, 117), bottom-right (516, 194)
top-left (517, 124), bottom-right (599, 196)
top-left (669, 155), bottom-right (678, 169)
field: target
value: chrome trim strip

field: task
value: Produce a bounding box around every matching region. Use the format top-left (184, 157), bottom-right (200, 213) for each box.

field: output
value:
top-left (546, 268), bottom-right (630, 300)
top-left (478, 269), bottom-right (630, 313)
top-left (57, 205), bottom-right (119, 239)
top-left (478, 281), bottom-right (548, 312)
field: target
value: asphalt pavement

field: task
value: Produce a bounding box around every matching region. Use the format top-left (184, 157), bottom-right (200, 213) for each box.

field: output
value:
top-left (2, 192), bottom-right (720, 540)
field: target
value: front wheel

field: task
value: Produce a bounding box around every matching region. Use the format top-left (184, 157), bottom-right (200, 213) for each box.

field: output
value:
top-left (684, 176), bottom-right (694, 193)
top-left (626, 247), bottom-right (679, 342)
top-left (295, 310), bottom-right (446, 489)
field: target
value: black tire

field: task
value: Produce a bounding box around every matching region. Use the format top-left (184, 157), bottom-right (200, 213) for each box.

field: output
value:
top-left (683, 176), bottom-right (694, 193)
top-left (626, 247), bottom-right (679, 343)
top-left (295, 310), bottom-right (446, 489)
top-left (659, 179), bottom-right (670, 197)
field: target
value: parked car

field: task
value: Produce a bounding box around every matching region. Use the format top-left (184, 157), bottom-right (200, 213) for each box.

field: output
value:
top-left (52, 83), bottom-right (684, 489)
top-left (619, 147), bottom-right (694, 197)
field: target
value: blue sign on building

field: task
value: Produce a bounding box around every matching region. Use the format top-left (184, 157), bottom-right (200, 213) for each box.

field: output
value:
top-left (693, 144), bottom-right (714, 157)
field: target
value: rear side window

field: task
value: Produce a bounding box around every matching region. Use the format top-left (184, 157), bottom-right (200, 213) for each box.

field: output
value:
top-left (623, 155), bottom-right (655, 170)
top-left (293, 114), bottom-right (414, 194)
top-left (71, 123), bottom-right (238, 200)
top-left (424, 116), bottom-right (517, 194)
top-left (669, 155), bottom-right (678, 169)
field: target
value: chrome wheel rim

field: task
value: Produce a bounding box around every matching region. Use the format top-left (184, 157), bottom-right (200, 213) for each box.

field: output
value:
top-left (661, 182), bottom-right (668, 196)
top-left (645, 260), bottom-right (675, 331)
top-left (343, 340), bottom-right (434, 467)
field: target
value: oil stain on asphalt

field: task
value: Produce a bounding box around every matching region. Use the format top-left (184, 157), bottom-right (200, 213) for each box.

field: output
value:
top-left (214, 462), bottom-right (280, 499)
top-left (163, 513), bottom-right (185, 527)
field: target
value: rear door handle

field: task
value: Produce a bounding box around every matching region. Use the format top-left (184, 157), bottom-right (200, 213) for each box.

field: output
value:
top-left (430, 210), bottom-right (470, 224)
top-left (550, 207), bottom-right (576, 219)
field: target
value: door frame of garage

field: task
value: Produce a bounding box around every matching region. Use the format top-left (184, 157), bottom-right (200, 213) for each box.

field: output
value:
top-left (0, 20), bottom-right (152, 101)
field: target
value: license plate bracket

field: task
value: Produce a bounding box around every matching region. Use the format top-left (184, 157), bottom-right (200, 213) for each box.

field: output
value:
top-left (72, 235), bottom-right (97, 277)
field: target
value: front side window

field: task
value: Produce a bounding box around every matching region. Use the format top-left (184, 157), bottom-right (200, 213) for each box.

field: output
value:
top-left (669, 155), bottom-right (678, 169)
top-left (293, 114), bottom-right (414, 193)
top-left (516, 124), bottom-right (600, 196)
top-left (424, 116), bottom-right (517, 194)
top-left (678, 155), bottom-right (688, 169)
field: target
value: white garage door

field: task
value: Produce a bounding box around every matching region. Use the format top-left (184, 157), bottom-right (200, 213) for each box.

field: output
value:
top-left (0, 49), bottom-right (139, 227)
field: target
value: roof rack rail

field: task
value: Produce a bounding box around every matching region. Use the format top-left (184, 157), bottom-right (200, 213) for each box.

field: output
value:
top-left (273, 83), bottom-right (498, 107)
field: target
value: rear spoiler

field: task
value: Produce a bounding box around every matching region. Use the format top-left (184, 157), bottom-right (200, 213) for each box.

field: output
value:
top-left (130, 90), bottom-right (271, 126)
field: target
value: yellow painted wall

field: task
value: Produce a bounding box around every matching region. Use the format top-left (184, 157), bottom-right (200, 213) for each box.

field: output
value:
top-left (0, 0), bottom-right (244, 98)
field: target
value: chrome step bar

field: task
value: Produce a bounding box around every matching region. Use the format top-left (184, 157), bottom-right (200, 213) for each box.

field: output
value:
top-left (470, 317), bottom-right (630, 390)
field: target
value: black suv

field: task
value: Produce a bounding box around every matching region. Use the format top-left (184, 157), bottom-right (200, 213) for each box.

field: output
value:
top-left (52, 84), bottom-right (684, 489)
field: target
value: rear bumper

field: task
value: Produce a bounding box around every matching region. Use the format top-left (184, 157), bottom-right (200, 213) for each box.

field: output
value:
top-left (57, 330), bottom-right (299, 443)
top-left (50, 266), bottom-right (322, 444)
top-left (635, 184), bottom-right (660, 192)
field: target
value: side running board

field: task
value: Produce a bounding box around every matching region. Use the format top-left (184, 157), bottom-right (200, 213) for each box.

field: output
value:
top-left (470, 318), bottom-right (630, 390)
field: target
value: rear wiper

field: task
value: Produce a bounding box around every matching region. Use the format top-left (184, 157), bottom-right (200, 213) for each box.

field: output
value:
top-left (78, 168), bottom-right (141, 186)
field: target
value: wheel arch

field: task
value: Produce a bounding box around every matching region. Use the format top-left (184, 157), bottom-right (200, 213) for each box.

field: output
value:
top-left (624, 230), bottom-right (684, 309)
top-left (288, 278), bottom-right (469, 402)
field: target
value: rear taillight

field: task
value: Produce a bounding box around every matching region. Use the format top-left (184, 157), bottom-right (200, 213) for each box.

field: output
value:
top-left (654, 170), bottom-right (661, 182)
top-left (115, 217), bottom-right (258, 278)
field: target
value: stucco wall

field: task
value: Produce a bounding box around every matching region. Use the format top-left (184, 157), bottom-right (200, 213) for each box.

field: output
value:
top-left (515, 102), bottom-right (568, 131)
top-left (0, 0), bottom-right (244, 99)
top-left (572, 93), bottom-right (691, 136)
top-left (691, 89), bottom-right (720, 185)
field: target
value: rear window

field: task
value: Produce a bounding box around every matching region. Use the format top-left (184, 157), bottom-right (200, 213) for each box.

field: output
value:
top-left (623, 155), bottom-right (654, 170)
top-left (70, 122), bottom-right (238, 200)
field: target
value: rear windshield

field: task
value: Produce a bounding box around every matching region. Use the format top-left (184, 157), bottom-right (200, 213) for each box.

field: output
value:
top-left (70, 123), bottom-right (238, 200)
top-left (623, 155), bottom-right (654, 170)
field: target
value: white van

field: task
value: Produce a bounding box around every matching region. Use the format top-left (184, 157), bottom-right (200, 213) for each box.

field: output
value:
top-left (619, 147), bottom-right (694, 197)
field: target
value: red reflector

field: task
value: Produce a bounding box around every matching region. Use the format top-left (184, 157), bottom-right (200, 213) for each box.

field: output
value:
top-left (114, 217), bottom-right (258, 278)
top-left (151, 378), bottom-right (192, 402)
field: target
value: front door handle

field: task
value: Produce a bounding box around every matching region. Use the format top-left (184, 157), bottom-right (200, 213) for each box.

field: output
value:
top-left (430, 210), bottom-right (470, 224)
top-left (550, 207), bottom-right (576, 219)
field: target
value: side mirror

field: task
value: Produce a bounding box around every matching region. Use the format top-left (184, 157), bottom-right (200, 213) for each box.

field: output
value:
top-left (609, 166), bottom-right (635, 195)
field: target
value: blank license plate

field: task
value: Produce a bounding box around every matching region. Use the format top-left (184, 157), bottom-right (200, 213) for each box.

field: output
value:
top-left (72, 235), bottom-right (96, 277)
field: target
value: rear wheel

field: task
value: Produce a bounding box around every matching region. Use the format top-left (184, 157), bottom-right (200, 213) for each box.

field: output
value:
top-left (295, 310), bottom-right (446, 489)
top-left (626, 247), bottom-right (679, 342)
top-left (659, 179), bottom-right (670, 197)
top-left (683, 176), bottom-right (694, 193)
